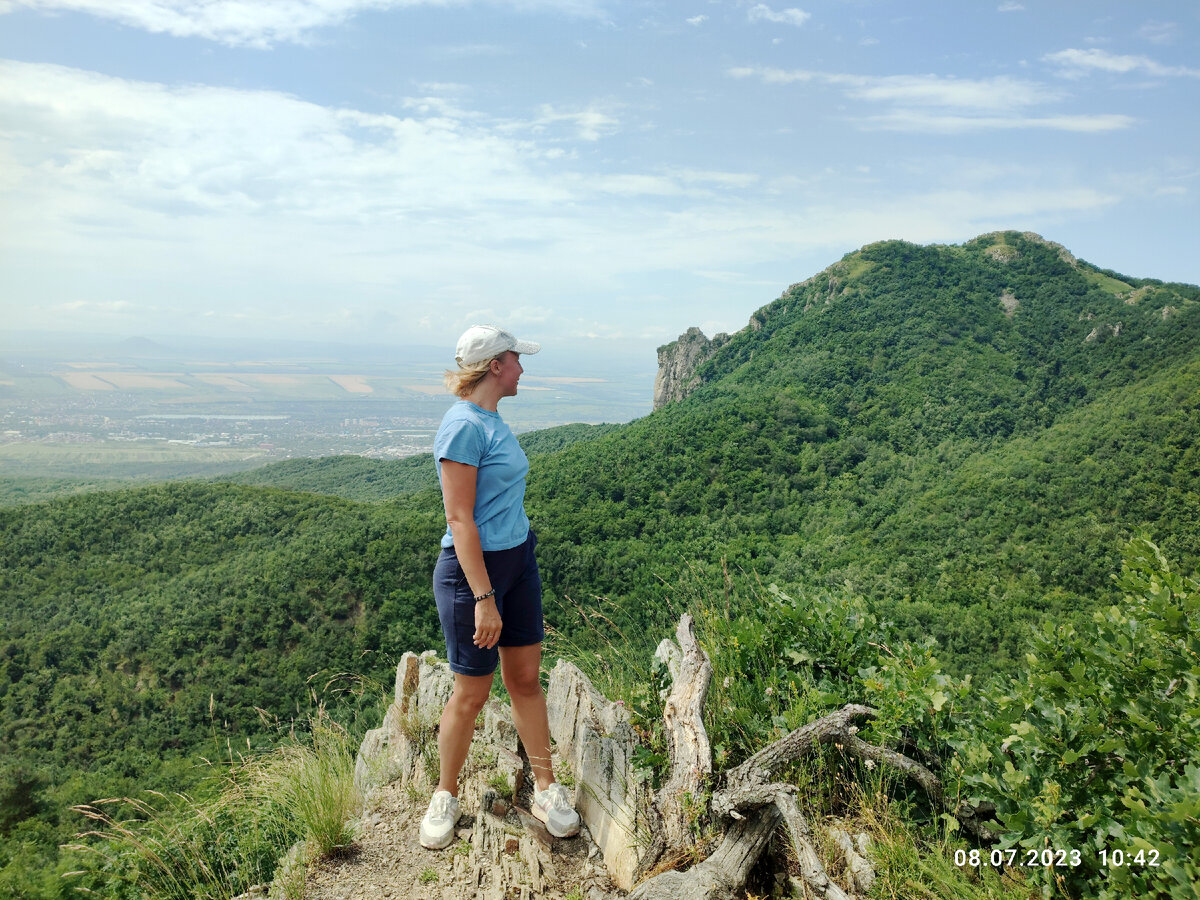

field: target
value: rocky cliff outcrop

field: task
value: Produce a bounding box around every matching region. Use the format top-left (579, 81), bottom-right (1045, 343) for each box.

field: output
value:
top-left (350, 650), bottom-right (622, 900)
top-left (341, 622), bottom-right (898, 900)
top-left (653, 328), bottom-right (729, 409)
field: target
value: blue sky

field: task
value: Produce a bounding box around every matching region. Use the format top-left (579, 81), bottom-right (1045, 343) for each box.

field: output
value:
top-left (1, 1), bottom-right (1197, 360)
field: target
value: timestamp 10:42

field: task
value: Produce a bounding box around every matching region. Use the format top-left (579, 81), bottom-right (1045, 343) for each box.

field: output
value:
top-left (1099, 848), bottom-right (1160, 868)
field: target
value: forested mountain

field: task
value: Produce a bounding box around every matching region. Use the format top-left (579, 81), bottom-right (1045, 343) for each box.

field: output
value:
top-left (526, 232), bottom-right (1200, 667)
top-left (2, 231), bottom-right (1198, 897)
top-left (0, 483), bottom-right (449, 896)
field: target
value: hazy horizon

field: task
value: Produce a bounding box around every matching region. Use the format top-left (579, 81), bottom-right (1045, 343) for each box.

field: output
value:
top-left (0, 327), bottom-right (656, 487)
top-left (2, 327), bottom-right (660, 369)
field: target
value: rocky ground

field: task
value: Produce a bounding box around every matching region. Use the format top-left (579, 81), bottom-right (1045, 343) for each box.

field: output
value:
top-left (304, 779), bottom-right (616, 900)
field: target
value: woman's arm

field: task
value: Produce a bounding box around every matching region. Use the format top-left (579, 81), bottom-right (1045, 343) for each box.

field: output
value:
top-left (440, 459), bottom-right (503, 649)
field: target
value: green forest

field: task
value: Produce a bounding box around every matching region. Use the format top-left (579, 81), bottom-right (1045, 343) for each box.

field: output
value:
top-left (2, 232), bottom-right (1198, 898)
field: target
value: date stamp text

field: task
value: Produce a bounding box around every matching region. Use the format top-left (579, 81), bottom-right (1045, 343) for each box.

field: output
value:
top-left (954, 847), bottom-right (1162, 870)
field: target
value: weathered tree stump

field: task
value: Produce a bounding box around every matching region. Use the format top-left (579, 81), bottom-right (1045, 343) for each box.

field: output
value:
top-left (653, 614), bottom-right (712, 853)
top-left (619, 613), bottom-right (1002, 900)
top-left (544, 611), bottom-right (1006, 898)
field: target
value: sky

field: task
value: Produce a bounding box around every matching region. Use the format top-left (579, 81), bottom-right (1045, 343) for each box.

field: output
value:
top-left (1, 1), bottom-right (1198, 362)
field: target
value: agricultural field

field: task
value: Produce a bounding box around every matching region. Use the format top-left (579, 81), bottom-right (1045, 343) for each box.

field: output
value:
top-left (0, 335), bottom-right (654, 501)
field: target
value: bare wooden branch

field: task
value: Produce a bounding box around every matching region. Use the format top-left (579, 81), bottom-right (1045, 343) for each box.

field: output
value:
top-left (774, 792), bottom-right (853, 900)
top-left (712, 704), bottom-right (876, 818)
top-left (841, 733), bottom-right (943, 805)
top-left (627, 805), bottom-right (781, 900)
top-left (713, 702), bottom-right (999, 843)
top-left (837, 734), bottom-right (999, 842)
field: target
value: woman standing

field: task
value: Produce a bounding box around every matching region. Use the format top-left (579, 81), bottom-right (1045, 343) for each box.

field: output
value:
top-left (420, 325), bottom-right (580, 850)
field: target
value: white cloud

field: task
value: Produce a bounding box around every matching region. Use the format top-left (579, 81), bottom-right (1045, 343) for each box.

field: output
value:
top-left (591, 173), bottom-right (687, 196)
top-left (1044, 48), bottom-right (1200, 79)
top-left (0, 59), bottom-right (592, 335)
top-left (747, 4), bottom-right (810, 27)
top-left (3, 0), bottom-right (606, 48)
top-left (686, 14), bottom-right (706, 26)
top-left (6, 0), bottom-right (396, 48)
top-left (862, 111), bottom-right (1134, 134)
top-left (0, 60), bottom-right (574, 219)
top-left (1138, 21), bottom-right (1177, 45)
top-left (0, 56), bottom-right (1178, 346)
top-left (674, 169), bottom-right (760, 189)
top-left (401, 95), bottom-right (487, 120)
top-left (732, 67), bottom-right (1066, 106)
top-left (525, 104), bottom-right (621, 141)
top-left (727, 65), bottom-right (814, 84)
top-left (589, 168), bottom-right (759, 197)
top-left (727, 66), bottom-right (1136, 133)
top-left (997, 2), bottom-right (1023, 11)
top-left (731, 68), bottom-right (1059, 109)
top-left (0, 60), bottom-right (800, 343)
top-left (846, 74), bottom-right (1060, 111)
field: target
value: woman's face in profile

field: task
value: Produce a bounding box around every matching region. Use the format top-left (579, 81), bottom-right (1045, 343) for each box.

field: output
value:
top-left (493, 351), bottom-right (524, 397)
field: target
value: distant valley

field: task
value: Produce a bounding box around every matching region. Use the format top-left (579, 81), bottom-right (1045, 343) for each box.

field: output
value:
top-left (0, 337), bottom-right (654, 497)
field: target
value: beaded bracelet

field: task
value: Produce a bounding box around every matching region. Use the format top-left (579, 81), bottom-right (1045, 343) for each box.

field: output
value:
top-left (474, 588), bottom-right (496, 603)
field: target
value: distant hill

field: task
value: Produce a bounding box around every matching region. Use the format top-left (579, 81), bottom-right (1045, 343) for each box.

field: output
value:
top-left (215, 422), bottom-right (624, 501)
top-left (579, 230), bottom-right (1200, 660)
top-left (218, 454), bottom-right (438, 500)
top-left (2, 231), bottom-right (1198, 898)
top-left (110, 335), bottom-right (176, 357)
top-left (0, 480), bottom-right (448, 897)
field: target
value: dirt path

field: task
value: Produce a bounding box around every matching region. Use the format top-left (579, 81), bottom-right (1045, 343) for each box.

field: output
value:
top-left (304, 780), bottom-right (616, 900)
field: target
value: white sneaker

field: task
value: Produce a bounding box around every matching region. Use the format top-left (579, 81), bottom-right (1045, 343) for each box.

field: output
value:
top-left (532, 782), bottom-right (580, 838)
top-left (419, 790), bottom-right (460, 850)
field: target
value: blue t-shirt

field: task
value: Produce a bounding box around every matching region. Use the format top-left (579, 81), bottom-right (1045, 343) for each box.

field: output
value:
top-left (434, 401), bottom-right (531, 551)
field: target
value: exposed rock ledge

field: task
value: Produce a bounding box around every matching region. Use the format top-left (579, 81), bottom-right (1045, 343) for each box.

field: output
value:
top-left (348, 650), bottom-right (641, 897)
top-left (323, 617), bottom-right (920, 900)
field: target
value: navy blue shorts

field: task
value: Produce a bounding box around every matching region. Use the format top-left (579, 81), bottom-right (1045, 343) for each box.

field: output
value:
top-left (432, 530), bottom-right (544, 677)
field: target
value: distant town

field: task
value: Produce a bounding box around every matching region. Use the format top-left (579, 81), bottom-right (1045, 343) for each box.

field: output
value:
top-left (0, 335), bottom-right (654, 482)
top-left (2, 400), bottom-right (442, 460)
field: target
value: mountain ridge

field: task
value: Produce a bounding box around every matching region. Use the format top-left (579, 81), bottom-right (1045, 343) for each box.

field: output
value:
top-left (677, 232), bottom-right (1196, 408)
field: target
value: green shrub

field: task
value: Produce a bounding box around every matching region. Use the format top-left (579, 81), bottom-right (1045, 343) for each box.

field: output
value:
top-left (959, 539), bottom-right (1200, 899)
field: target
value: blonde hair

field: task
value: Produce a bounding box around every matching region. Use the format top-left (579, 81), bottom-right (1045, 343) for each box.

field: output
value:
top-left (443, 358), bottom-right (493, 398)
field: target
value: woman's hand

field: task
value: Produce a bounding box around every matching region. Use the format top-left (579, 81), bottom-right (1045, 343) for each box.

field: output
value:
top-left (474, 597), bottom-right (502, 649)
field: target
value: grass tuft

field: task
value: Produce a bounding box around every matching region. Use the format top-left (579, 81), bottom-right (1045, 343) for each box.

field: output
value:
top-left (68, 709), bottom-right (361, 899)
top-left (238, 712), bottom-right (361, 857)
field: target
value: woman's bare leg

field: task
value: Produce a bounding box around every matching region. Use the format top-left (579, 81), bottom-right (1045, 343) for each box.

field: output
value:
top-left (499, 643), bottom-right (555, 792)
top-left (437, 671), bottom-right (494, 795)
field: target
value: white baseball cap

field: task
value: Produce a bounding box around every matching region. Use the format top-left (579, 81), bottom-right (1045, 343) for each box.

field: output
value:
top-left (455, 325), bottom-right (542, 366)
